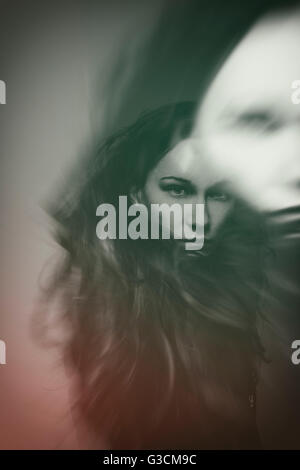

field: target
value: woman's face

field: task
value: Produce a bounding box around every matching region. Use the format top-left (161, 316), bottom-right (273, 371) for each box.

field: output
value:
top-left (143, 138), bottom-right (234, 246)
top-left (192, 9), bottom-right (300, 211)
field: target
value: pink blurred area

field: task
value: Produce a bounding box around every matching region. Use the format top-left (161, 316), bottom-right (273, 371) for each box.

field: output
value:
top-left (0, 0), bottom-right (160, 449)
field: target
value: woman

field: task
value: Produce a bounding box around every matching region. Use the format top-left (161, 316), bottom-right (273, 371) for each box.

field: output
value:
top-left (41, 100), bottom-right (267, 449)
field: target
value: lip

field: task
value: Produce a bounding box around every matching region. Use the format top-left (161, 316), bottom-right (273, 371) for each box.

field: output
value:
top-left (177, 237), bottom-right (213, 254)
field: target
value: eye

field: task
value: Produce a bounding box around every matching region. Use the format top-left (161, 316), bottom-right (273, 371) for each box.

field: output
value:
top-left (167, 185), bottom-right (187, 198)
top-left (159, 178), bottom-right (196, 199)
top-left (207, 190), bottom-right (230, 201)
top-left (236, 110), bottom-right (282, 133)
top-left (161, 184), bottom-right (193, 198)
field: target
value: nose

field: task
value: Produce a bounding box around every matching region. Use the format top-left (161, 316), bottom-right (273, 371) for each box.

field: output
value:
top-left (185, 195), bottom-right (209, 235)
top-left (191, 208), bottom-right (209, 235)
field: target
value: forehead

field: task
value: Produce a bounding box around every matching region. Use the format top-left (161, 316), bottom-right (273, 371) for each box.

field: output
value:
top-left (148, 138), bottom-right (218, 187)
top-left (194, 9), bottom-right (300, 132)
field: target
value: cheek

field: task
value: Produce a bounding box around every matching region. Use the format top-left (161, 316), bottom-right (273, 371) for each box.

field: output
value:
top-left (144, 179), bottom-right (181, 206)
top-left (144, 178), bottom-right (161, 204)
top-left (144, 180), bottom-right (187, 236)
top-left (208, 201), bottom-right (233, 229)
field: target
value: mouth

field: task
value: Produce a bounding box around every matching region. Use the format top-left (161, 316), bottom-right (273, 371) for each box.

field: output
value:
top-left (177, 237), bottom-right (213, 255)
top-left (198, 238), bottom-right (212, 255)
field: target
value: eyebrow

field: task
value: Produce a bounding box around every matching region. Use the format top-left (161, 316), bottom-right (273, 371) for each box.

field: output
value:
top-left (160, 176), bottom-right (192, 184)
top-left (220, 106), bottom-right (281, 130)
top-left (160, 177), bottom-right (231, 192)
top-left (206, 180), bottom-right (231, 192)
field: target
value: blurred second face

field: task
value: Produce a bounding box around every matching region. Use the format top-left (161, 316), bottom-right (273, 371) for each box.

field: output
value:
top-left (193, 8), bottom-right (300, 211)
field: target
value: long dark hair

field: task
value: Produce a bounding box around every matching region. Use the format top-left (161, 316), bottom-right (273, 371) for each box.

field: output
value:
top-left (38, 101), bottom-right (268, 449)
